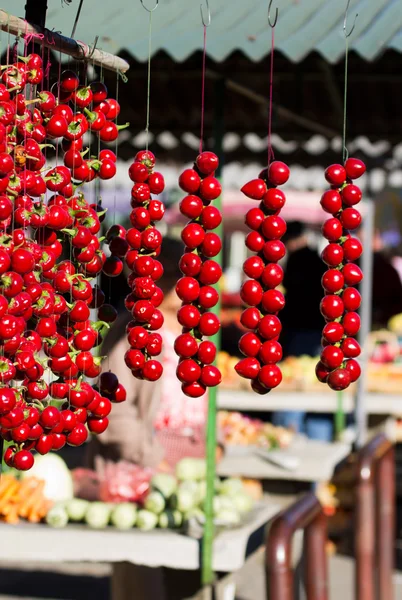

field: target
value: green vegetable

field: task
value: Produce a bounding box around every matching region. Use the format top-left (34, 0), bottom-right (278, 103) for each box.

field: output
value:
top-left (176, 458), bottom-right (206, 481)
top-left (85, 502), bottom-right (111, 529)
top-left (144, 491), bottom-right (165, 515)
top-left (184, 507), bottom-right (205, 522)
top-left (196, 478), bottom-right (221, 505)
top-left (21, 453), bottom-right (73, 502)
top-left (137, 509), bottom-right (158, 531)
top-left (179, 481), bottom-right (199, 496)
top-left (46, 504), bottom-right (69, 528)
top-left (219, 478), bottom-right (244, 497)
top-left (158, 509), bottom-right (182, 529)
top-left (110, 503), bottom-right (137, 530)
top-left (232, 493), bottom-right (254, 514)
top-left (170, 488), bottom-right (197, 513)
top-left (217, 496), bottom-right (236, 512)
top-left (66, 498), bottom-right (89, 522)
top-left (151, 473), bottom-right (177, 500)
top-left (216, 508), bottom-right (241, 526)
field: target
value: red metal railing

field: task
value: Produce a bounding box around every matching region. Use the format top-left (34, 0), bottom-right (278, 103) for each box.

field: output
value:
top-left (355, 433), bottom-right (395, 600)
top-left (266, 493), bottom-right (328, 600)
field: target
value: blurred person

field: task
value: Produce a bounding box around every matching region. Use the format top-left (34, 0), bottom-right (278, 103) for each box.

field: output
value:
top-left (371, 231), bottom-right (402, 328)
top-left (272, 221), bottom-right (332, 440)
top-left (88, 237), bottom-right (220, 473)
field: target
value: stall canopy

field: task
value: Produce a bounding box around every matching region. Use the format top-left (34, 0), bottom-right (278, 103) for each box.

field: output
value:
top-left (4, 0), bottom-right (402, 63)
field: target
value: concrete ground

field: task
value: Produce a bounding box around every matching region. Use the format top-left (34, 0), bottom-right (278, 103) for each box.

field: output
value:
top-left (0, 554), bottom-right (401, 600)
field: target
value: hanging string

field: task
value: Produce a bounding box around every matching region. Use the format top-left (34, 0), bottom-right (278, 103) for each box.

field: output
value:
top-left (267, 26), bottom-right (275, 167)
top-left (342, 1), bottom-right (358, 163)
top-left (199, 24), bottom-right (207, 154)
top-left (145, 10), bottom-right (153, 152)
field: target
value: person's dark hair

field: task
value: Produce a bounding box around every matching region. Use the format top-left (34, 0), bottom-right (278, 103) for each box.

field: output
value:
top-left (283, 220), bottom-right (305, 243)
top-left (101, 236), bottom-right (184, 355)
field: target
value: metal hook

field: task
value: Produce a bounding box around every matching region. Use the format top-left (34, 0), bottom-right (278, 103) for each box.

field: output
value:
top-left (268, 0), bottom-right (278, 28)
top-left (88, 35), bottom-right (99, 59)
top-left (344, 0), bottom-right (358, 38)
top-left (140, 0), bottom-right (159, 13)
top-left (200, 0), bottom-right (211, 27)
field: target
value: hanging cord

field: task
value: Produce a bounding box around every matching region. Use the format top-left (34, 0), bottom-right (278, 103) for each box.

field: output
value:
top-left (267, 0), bottom-right (278, 167)
top-left (71, 0), bottom-right (84, 38)
top-left (199, 0), bottom-right (210, 154)
top-left (342, 0), bottom-right (358, 163)
top-left (141, 0), bottom-right (158, 151)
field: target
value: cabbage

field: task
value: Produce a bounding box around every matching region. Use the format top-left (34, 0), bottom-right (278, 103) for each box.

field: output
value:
top-left (179, 481), bottom-right (199, 496)
top-left (232, 493), bottom-right (254, 514)
top-left (219, 478), bottom-right (244, 497)
top-left (158, 509), bottom-right (182, 529)
top-left (110, 503), bottom-right (137, 530)
top-left (66, 499), bottom-right (89, 522)
top-left (151, 474), bottom-right (177, 500)
top-left (217, 496), bottom-right (236, 512)
top-left (170, 488), bottom-right (197, 513)
top-left (46, 504), bottom-right (69, 528)
top-left (144, 491), bottom-right (165, 515)
top-left (184, 507), bottom-right (205, 522)
top-left (85, 502), bottom-right (111, 529)
top-left (216, 508), bottom-right (241, 526)
top-left (22, 453), bottom-right (73, 502)
top-left (137, 509), bottom-right (158, 531)
top-left (176, 458), bottom-right (206, 481)
top-left (196, 478), bottom-right (221, 504)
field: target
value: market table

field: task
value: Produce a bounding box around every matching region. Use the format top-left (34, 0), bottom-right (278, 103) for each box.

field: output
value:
top-left (217, 438), bottom-right (351, 483)
top-left (0, 502), bottom-right (281, 600)
top-left (218, 390), bottom-right (402, 415)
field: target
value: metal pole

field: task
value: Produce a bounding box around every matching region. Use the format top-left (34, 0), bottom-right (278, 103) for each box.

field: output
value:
top-left (25, 0), bottom-right (47, 28)
top-left (201, 77), bottom-right (225, 587)
top-left (376, 446), bottom-right (395, 600)
top-left (355, 199), bottom-right (375, 448)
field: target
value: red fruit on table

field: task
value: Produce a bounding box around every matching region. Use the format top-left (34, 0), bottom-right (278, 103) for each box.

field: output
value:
top-left (198, 313), bottom-right (220, 336)
top-left (263, 240), bottom-right (286, 263)
top-left (259, 340), bottom-right (283, 364)
top-left (340, 207), bottom-right (362, 230)
top-left (241, 179), bottom-right (267, 200)
top-left (324, 164), bottom-right (346, 186)
top-left (320, 295), bottom-right (345, 320)
top-left (343, 238), bottom-right (363, 262)
top-left (268, 161), bottom-right (290, 186)
top-left (341, 337), bottom-right (361, 358)
top-left (181, 381), bottom-right (206, 398)
top-left (322, 322), bottom-right (344, 343)
top-left (322, 218), bottom-right (343, 242)
top-left (13, 450), bottom-right (34, 471)
top-left (345, 359), bottom-right (361, 382)
top-left (261, 289), bottom-right (285, 314)
top-left (261, 263), bottom-right (284, 289)
top-left (261, 215), bottom-right (287, 240)
top-left (258, 315), bottom-right (282, 340)
top-left (320, 345), bottom-right (344, 370)
top-left (258, 364), bottom-right (282, 389)
top-left (200, 365), bottom-right (222, 387)
top-left (245, 207), bottom-right (265, 230)
top-left (197, 341), bottom-right (216, 364)
top-left (322, 269), bottom-right (345, 293)
top-left (320, 190), bottom-right (342, 214)
top-left (176, 277), bottom-right (200, 303)
top-left (243, 256), bottom-right (265, 279)
top-left (342, 287), bottom-right (361, 311)
top-left (321, 243), bottom-right (344, 267)
top-left (240, 307), bottom-right (261, 330)
top-left (246, 231), bottom-right (265, 253)
top-left (180, 195), bottom-right (204, 219)
top-left (342, 263), bottom-right (363, 286)
top-left (327, 368), bottom-right (351, 391)
top-left (174, 333), bottom-right (198, 358)
top-left (342, 312), bottom-right (360, 336)
top-left (235, 357), bottom-right (261, 379)
top-left (315, 361), bottom-right (330, 383)
top-left (342, 184), bottom-right (362, 206)
top-left (240, 280), bottom-right (263, 306)
top-left (344, 158), bottom-right (366, 180)
top-left (239, 332), bottom-right (262, 357)
top-left (196, 151), bottom-right (219, 175)
top-left (262, 189), bottom-right (286, 211)
top-left (179, 169), bottom-right (201, 194)
top-left (176, 358), bottom-right (201, 383)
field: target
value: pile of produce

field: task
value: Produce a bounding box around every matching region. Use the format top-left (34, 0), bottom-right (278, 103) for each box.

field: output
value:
top-left (0, 473), bottom-right (52, 524)
top-left (46, 458), bottom-right (256, 531)
top-left (218, 411), bottom-right (294, 448)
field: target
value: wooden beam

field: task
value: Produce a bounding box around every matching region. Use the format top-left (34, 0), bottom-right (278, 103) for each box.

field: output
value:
top-left (0, 9), bottom-right (129, 74)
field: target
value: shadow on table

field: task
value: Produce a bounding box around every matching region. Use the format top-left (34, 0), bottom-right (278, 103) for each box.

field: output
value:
top-left (0, 569), bottom-right (110, 600)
